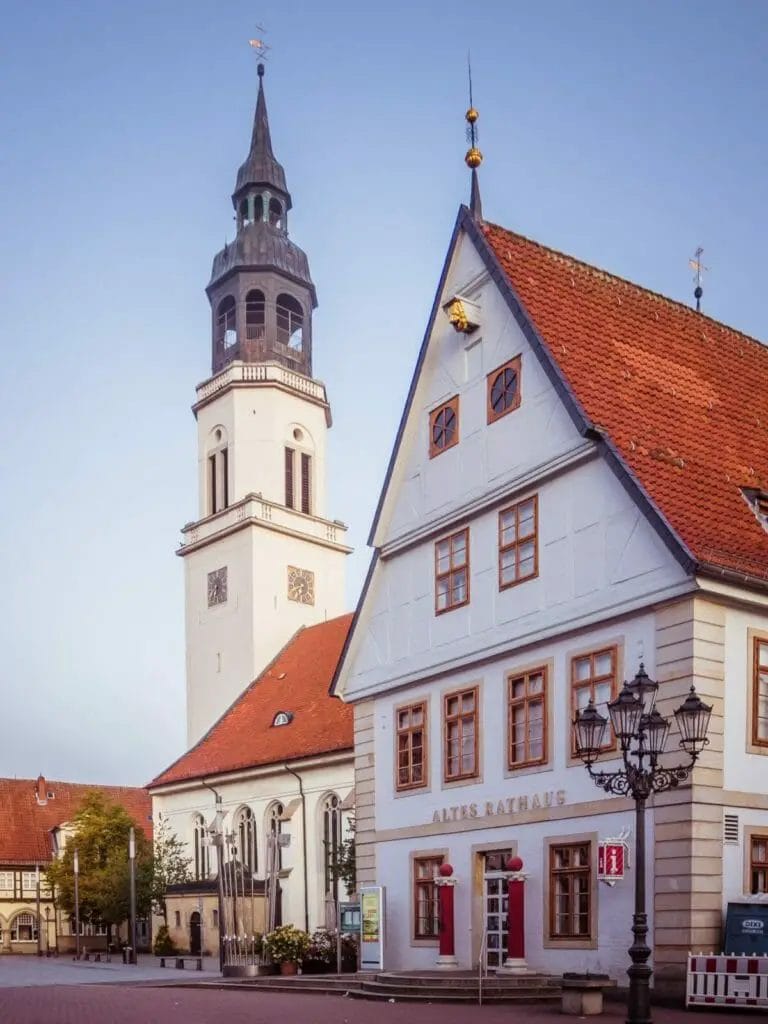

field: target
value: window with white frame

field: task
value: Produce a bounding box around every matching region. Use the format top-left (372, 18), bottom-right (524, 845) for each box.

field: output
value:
top-left (0, 871), bottom-right (13, 892)
top-left (11, 913), bottom-right (37, 942)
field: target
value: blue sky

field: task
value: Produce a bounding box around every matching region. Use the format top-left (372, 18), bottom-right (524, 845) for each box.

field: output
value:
top-left (1, 1), bottom-right (766, 785)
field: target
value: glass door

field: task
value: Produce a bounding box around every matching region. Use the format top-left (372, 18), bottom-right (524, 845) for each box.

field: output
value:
top-left (483, 850), bottom-right (512, 970)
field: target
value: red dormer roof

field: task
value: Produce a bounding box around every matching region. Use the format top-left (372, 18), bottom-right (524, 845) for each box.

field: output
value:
top-left (149, 614), bottom-right (354, 789)
top-left (0, 777), bottom-right (151, 866)
top-left (479, 218), bottom-right (768, 584)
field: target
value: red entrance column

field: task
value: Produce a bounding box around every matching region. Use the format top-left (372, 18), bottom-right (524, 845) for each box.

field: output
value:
top-left (499, 855), bottom-right (529, 974)
top-left (435, 862), bottom-right (459, 968)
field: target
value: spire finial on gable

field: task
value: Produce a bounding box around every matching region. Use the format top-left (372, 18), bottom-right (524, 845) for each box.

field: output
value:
top-left (464, 53), bottom-right (483, 220)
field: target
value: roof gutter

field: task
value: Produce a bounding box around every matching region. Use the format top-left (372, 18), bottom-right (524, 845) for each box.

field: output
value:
top-left (696, 560), bottom-right (768, 595)
top-left (283, 763), bottom-right (310, 932)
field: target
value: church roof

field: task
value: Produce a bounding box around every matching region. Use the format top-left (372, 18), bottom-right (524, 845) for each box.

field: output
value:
top-left (149, 614), bottom-right (354, 789)
top-left (479, 217), bottom-right (768, 584)
top-left (0, 777), bottom-right (151, 866)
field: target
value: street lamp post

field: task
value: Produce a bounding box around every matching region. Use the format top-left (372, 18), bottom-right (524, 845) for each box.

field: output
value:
top-left (35, 865), bottom-right (41, 956)
top-left (73, 847), bottom-right (80, 961)
top-left (129, 827), bottom-right (137, 964)
top-left (573, 664), bottom-right (712, 1024)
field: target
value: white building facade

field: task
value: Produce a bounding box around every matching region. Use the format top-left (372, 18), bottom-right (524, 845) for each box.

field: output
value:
top-left (333, 203), bottom-right (768, 997)
top-left (150, 64), bottom-right (355, 952)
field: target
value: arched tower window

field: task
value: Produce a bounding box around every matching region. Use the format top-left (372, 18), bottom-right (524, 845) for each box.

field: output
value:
top-left (207, 426), bottom-right (229, 516)
top-left (236, 806), bottom-right (257, 876)
top-left (193, 815), bottom-right (209, 880)
top-left (254, 194), bottom-right (264, 222)
top-left (268, 197), bottom-right (282, 228)
top-left (322, 793), bottom-right (342, 901)
top-left (216, 296), bottom-right (237, 350)
top-left (276, 293), bottom-right (303, 352)
top-left (245, 289), bottom-right (266, 342)
top-left (267, 801), bottom-right (284, 872)
top-left (238, 197), bottom-right (250, 228)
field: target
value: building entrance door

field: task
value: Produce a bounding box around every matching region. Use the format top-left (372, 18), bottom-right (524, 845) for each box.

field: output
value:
top-left (189, 911), bottom-right (201, 956)
top-left (483, 850), bottom-right (512, 970)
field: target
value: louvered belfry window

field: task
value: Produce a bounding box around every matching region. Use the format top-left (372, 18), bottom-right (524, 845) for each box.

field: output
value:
top-left (285, 447), bottom-right (295, 508)
top-left (301, 453), bottom-right (312, 514)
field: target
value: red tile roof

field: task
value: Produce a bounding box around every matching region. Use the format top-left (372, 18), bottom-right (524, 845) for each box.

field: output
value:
top-left (0, 777), bottom-right (151, 866)
top-left (482, 220), bottom-right (768, 583)
top-left (150, 614), bottom-right (355, 788)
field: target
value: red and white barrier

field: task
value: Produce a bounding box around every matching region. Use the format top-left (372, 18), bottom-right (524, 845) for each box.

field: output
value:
top-left (687, 954), bottom-right (768, 1009)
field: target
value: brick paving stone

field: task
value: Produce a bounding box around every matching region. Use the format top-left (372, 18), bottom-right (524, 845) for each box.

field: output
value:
top-left (0, 985), bottom-right (761, 1024)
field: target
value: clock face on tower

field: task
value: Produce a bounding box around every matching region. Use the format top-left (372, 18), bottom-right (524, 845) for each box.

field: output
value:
top-left (287, 565), bottom-right (315, 605)
top-left (207, 566), bottom-right (228, 607)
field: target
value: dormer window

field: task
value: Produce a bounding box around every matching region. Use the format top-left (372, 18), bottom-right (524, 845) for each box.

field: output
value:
top-left (272, 711), bottom-right (293, 727)
top-left (743, 488), bottom-right (768, 533)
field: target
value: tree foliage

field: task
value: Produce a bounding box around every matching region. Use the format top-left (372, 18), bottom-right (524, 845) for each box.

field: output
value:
top-left (47, 791), bottom-right (153, 931)
top-left (330, 818), bottom-right (356, 895)
top-left (151, 813), bottom-right (192, 920)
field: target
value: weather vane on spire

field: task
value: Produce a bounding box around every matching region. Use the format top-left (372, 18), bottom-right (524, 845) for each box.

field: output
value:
top-left (464, 53), bottom-right (483, 220)
top-left (249, 26), bottom-right (270, 64)
top-left (689, 246), bottom-right (708, 313)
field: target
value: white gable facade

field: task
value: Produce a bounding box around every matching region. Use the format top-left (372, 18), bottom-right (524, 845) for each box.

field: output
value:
top-left (335, 212), bottom-right (768, 998)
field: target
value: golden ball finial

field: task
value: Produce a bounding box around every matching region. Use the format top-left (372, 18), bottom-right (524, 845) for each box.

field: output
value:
top-left (465, 146), bottom-right (483, 169)
top-left (465, 107), bottom-right (479, 124)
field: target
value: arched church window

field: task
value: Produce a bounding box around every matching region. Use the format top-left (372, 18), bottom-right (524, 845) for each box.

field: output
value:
top-left (239, 197), bottom-right (250, 227)
top-left (216, 296), bottom-right (237, 350)
top-left (245, 289), bottom-right (266, 342)
top-left (276, 294), bottom-right (303, 351)
top-left (236, 806), bottom-right (257, 876)
top-left (322, 793), bottom-right (342, 901)
top-left (269, 197), bottom-right (282, 228)
top-left (254, 194), bottom-right (264, 222)
top-left (193, 815), bottom-right (209, 880)
top-left (267, 801), bottom-right (284, 872)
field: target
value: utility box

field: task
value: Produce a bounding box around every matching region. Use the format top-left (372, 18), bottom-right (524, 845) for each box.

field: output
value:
top-left (724, 902), bottom-right (768, 955)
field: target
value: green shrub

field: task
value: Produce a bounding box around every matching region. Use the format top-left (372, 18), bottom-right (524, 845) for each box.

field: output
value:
top-left (153, 924), bottom-right (177, 956)
top-left (263, 924), bottom-right (310, 964)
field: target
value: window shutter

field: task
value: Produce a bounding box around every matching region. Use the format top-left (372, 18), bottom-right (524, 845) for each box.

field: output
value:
top-left (209, 454), bottom-right (217, 514)
top-left (301, 453), bottom-right (312, 514)
top-left (221, 448), bottom-right (229, 509)
top-left (285, 447), bottom-right (295, 508)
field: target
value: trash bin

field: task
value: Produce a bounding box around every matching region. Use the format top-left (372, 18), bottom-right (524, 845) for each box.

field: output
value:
top-left (122, 946), bottom-right (133, 964)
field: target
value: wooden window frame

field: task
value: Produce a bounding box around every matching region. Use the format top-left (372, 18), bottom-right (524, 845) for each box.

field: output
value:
top-left (752, 636), bottom-right (768, 749)
top-left (429, 396), bottom-right (459, 458)
top-left (548, 841), bottom-right (593, 942)
top-left (750, 833), bottom-right (768, 894)
top-left (507, 666), bottom-right (548, 770)
top-left (396, 700), bottom-right (429, 792)
top-left (498, 495), bottom-right (539, 590)
top-left (435, 528), bottom-right (470, 615)
top-left (413, 854), bottom-right (444, 940)
top-left (487, 356), bottom-right (522, 424)
top-left (569, 647), bottom-right (618, 755)
top-left (443, 685), bottom-right (479, 782)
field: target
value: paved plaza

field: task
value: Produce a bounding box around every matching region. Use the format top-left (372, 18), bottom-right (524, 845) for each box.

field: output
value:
top-left (0, 960), bottom-right (761, 1024)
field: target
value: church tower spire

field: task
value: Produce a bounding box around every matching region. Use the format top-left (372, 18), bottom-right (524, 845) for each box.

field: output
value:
top-left (180, 62), bottom-right (350, 746)
top-left (207, 63), bottom-right (316, 378)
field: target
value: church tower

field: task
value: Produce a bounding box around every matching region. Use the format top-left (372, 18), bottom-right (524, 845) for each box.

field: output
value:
top-left (179, 65), bottom-right (350, 745)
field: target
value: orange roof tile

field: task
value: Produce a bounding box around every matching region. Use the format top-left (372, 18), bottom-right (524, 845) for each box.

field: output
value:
top-left (149, 614), bottom-right (354, 788)
top-left (0, 777), bottom-right (151, 866)
top-left (481, 219), bottom-right (768, 583)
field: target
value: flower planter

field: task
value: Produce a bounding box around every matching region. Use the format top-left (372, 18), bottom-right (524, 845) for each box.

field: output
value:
top-left (279, 961), bottom-right (299, 976)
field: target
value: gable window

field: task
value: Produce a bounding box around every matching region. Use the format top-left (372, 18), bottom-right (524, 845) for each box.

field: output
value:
top-left (751, 836), bottom-right (768, 894)
top-left (753, 638), bottom-right (768, 748)
top-left (487, 356), bottom-right (521, 423)
top-left (571, 648), bottom-right (618, 754)
top-left (549, 843), bottom-right (592, 940)
top-left (429, 397), bottom-right (459, 458)
top-left (435, 529), bottom-right (469, 614)
top-left (413, 855), bottom-right (443, 938)
top-left (396, 701), bottom-right (428, 791)
top-left (499, 496), bottom-right (538, 589)
top-left (444, 686), bottom-right (479, 781)
top-left (508, 667), bottom-right (547, 769)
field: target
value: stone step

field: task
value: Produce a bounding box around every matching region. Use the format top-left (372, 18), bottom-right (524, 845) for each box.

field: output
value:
top-left (349, 987), bottom-right (561, 1004)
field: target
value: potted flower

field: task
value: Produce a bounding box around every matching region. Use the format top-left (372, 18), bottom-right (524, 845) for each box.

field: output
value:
top-left (302, 929), bottom-right (335, 974)
top-left (263, 925), bottom-right (310, 976)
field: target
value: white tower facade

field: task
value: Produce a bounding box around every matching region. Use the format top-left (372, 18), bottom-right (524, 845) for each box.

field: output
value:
top-left (179, 65), bottom-right (350, 744)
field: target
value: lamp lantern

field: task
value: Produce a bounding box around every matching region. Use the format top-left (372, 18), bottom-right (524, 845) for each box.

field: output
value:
top-left (674, 685), bottom-right (713, 755)
top-left (607, 685), bottom-right (643, 747)
top-left (574, 699), bottom-right (608, 763)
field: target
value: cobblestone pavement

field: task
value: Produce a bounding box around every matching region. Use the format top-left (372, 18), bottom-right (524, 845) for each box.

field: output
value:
top-left (0, 984), bottom-right (760, 1024)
